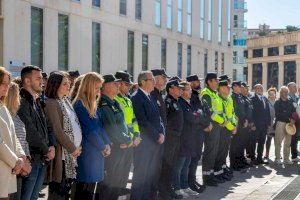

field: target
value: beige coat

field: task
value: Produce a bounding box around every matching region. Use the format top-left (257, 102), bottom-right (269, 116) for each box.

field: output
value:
top-left (0, 105), bottom-right (25, 198)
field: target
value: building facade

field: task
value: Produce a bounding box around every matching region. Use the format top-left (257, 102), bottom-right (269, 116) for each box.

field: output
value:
top-left (0, 0), bottom-right (233, 79)
top-left (232, 0), bottom-right (247, 81)
top-left (247, 30), bottom-right (300, 89)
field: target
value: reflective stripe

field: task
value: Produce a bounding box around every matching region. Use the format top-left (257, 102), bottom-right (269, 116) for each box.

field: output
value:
top-left (214, 169), bottom-right (224, 175)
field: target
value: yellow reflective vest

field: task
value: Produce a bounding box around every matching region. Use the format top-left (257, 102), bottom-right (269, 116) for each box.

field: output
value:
top-left (115, 94), bottom-right (140, 139)
top-left (200, 88), bottom-right (225, 125)
top-left (221, 95), bottom-right (237, 131)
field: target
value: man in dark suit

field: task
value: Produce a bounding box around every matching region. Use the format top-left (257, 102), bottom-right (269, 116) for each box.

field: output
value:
top-left (131, 71), bottom-right (165, 200)
top-left (249, 84), bottom-right (271, 164)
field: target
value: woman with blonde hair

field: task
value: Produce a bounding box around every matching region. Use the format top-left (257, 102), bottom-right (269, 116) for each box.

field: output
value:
top-left (5, 82), bottom-right (32, 200)
top-left (0, 67), bottom-right (26, 199)
top-left (72, 72), bottom-right (111, 200)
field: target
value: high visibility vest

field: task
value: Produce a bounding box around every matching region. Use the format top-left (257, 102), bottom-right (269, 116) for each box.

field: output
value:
top-left (115, 95), bottom-right (140, 138)
top-left (200, 88), bottom-right (225, 125)
top-left (222, 96), bottom-right (237, 131)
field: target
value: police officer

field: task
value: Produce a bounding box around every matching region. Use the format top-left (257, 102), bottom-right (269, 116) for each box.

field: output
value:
top-left (98, 74), bottom-right (133, 200)
top-left (115, 71), bottom-right (141, 146)
top-left (160, 79), bottom-right (185, 199)
top-left (150, 69), bottom-right (169, 127)
top-left (201, 72), bottom-right (224, 186)
top-left (186, 74), bottom-right (210, 193)
top-left (215, 80), bottom-right (236, 181)
top-left (230, 81), bottom-right (249, 171)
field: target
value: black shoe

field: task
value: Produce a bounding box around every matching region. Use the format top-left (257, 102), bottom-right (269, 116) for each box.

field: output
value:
top-left (189, 183), bottom-right (206, 194)
top-left (256, 159), bottom-right (269, 165)
top-left (170, 189), bottom-right (183, 199)
top-left (221, 173), bottom-right (232, 181)
top-left (158, 192), bottom-right (173, 200)
top-left (224, 167), bottom-right (233, 175)
top-left (194, 181), bottom-right (206, 189)
top-left (214, 175), bottom-right (226, 183)
top-left (203, 175), bottom-right (218, 187)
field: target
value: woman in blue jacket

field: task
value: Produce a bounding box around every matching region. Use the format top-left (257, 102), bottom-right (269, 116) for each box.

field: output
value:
top-left (72, 72), bottom-right (111, 200)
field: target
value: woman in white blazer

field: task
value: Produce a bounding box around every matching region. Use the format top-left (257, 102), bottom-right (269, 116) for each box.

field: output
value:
top-left (0, 67), bottom-right (25, 199)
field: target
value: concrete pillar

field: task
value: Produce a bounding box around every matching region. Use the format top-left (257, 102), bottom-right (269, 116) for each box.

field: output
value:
top-left (278, 61), bottom-right (284, 88)
top-left (262, 62), bottom-right (267, 89)
top-left (296, 59), bottom-right (300, 86)
top-left (279, 46), bottom-right (284, 56)
top-left (248, 63), bottom-right (252, 88)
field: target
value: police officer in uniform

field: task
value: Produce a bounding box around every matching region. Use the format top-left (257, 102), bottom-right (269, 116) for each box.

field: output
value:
top-left (201, 72), bottom-right (225, 186)
top-left (215, 80), bottom-right (236, 181)
top-left (160, 79), bottom-right (185, 199)
top-left (150, 69), bottom-right (169, 127)
top-left (115, 71), bottom-right (141, 146)
top-left (186, 74), bottom-right (210, 193)
top-left (98, 74), bottom-right (133, 200)
top-left (230, 81), bottom-right (249, 170)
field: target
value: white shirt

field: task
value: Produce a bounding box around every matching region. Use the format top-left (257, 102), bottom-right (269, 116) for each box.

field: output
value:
top-left (63, 101), bottom-right (82, 148)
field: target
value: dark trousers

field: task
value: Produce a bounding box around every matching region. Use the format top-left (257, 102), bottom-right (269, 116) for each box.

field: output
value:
top-left (202, 122), bottom-right (221, 176)
top-left (265, 133), bottom-right (275, 157)
top-left (291, 134), bottom-right (299, 159)
top-left (130, 135), bottom-right (163, 200)
top-left (73, 182), bottom-right (96, 200)
top-left (159, 135), bottom-right (181, 194)
top-left (172, 156), bottom-right (191, 191)
top-left (248, 126), bottom-right (268, 161)
top-left (215, 128), bottom-right (231, 173)
top-left (21, 162), bottom-right (47, 200)
top-left (98, 146), bottom-right (133, 200)
top-left (230, 126), bottom-right (247, 168)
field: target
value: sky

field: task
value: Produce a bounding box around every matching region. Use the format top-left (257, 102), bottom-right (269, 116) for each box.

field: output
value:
top-left (246, 0), bottom-right (300, 29)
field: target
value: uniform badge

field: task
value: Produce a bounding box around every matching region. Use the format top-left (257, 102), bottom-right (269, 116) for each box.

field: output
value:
top-left (157, 100), bottom-right (161, 107)
top-left (173, 103), bottom-right (178, 110)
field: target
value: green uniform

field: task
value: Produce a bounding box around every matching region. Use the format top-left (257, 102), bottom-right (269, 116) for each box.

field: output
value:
top-left (115, 94), bottom-right (140, 139)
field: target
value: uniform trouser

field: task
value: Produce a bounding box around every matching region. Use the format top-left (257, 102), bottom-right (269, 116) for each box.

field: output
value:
top-left (290, 134), bottom-right (299, 159)
top-left (74, 182), bottom-right (96, 200)
top-left (202, 122), bottom-right (221, 177)
top-left (275, 121), bottom-right (292, 161)
top-left (159, 135), bottom-right (181, 194)
top-left (215, 128), bottom-right (232, 174)
top-left (188, 133), bottom-right (204, 185)
top-left (248, 126), bottom-right (268, 161)
top-left (230, 126), bottom-right (247, 168)
top-left (98, 145), bottom-right (133, 200)
top-left (130, 135), bottom-right (163, 200)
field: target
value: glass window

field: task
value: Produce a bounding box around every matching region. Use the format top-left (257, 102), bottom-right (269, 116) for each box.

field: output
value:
top-left (284, 45), bottom-right (297, 55)
top-left (177, 43), bottom-right (182, 77)
top-left (127, 31), bottom-right (134, 76)
top-left (233, 69), bottom-right (237, 81)
top-left (204, 49), bottom-right (208, 76)
top-left (221, 53), bottom-right (225, 75)
top-left (187, 0), bottom-right (192, 36)
top-left (284, 61), bottom-right (296, 85)
top-left (243, 67), bottom-right (248, 82)
top-left (155, 0), bottom-right (161, 26)
top-left (208, 0), bottom-right (212, 41)
top-left (267, 62), bottom-right (278, 89)
top-left (31, 7), bottom-right (43, 70)
top-left (142, 34), bottom-right (148, 71)
top-left (92, 0), bottom-right (100, 7)
top-left (58, 14), bottom-right (69, 71)
top-left (252, 63), bottom-right (262, 87)
top-left (177, 0), bottom-right (183, 32)
top-left (244, 50), bottom-right (248, 58)
top-left (120, 0), bottom-right (126, 15)
top-left (215, 51), bottom-right (218, 73)
top-left (218, 0), bottom-right (222, 43)
top-left (253, 48), bottom-right (263, 58)
top-left (227, 0), bottom-right (231, 42)
top-left (187, 45), bottom-right (192, 76)
top-left (200, 0), bottom-right (205, 39)
top-left (268, 47), bottom-right (279, 56)
top-left (92, 22), bottom-right (101, 73)
top-left (167, 0), bottom-right (172, 29)
top-left (161, 38), bottom-right (167, 70)
top-left (135, 0), bottom-right (142, 20)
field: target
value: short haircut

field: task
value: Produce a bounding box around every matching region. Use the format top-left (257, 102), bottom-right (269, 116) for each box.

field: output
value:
top-left (137, 71), bottom-right (152, 87)
top-left (267, 87), bottom-right (277, 94)
top-left (287, 82), bottom-right (296, 88)
top-left (21, 65), bottom-right (41, 83)
top-left (12, 77), bottom-right (22, 88)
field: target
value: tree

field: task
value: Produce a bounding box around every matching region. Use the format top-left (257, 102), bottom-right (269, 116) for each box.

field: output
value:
top-left (286, 25), bottom-right (299, 32)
